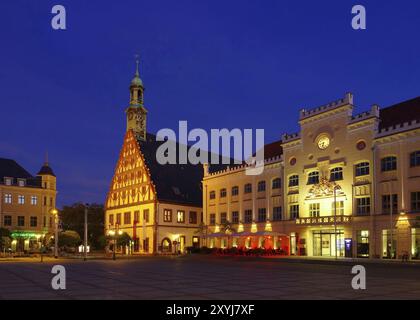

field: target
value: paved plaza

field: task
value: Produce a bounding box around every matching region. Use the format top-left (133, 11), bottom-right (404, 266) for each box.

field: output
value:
top-left (0, 256), bottom-right (419, 300)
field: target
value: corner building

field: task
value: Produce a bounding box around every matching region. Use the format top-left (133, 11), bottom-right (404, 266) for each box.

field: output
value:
top-left (203, 93), bottom-right (420, 259)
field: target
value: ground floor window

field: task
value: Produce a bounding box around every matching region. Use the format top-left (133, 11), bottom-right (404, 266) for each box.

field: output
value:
top-left (192, 236), bottom-right (200, 248)
top-left (313, 229), bottom-right (344, 257)
top-left (382, 229), bottom-right (397, 259)
top-left (412, 228), bottom-right (420, 260)
top-left (161, 238), bottom-right (170, 253)
top-left (133, 237), bottom-right (140, 252)
top-left (290, 232), bottom-right (297, 255)
top-left (357, 230), bottom-right (369, 258)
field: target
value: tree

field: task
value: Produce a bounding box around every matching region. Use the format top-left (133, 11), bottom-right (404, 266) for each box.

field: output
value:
top-left (60, 203), bottom-right (104, 249)
top-left (58, 230), bottom-right (81, 248)
top-left (0, 228), bottom-right (11, 252)
top-left (194, 222), bottom-right (208, 247)
top-left (117, 232), bottom-right (131, 247)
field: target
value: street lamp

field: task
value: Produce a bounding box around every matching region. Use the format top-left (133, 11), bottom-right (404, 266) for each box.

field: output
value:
top-left (51, 208), bottom-right (58, 259)
top-left (108, 227), bottom-right (122, 260)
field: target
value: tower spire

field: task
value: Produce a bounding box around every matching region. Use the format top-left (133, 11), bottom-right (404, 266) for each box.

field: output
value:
top-left (135, 54), bottom-right (140, 77)
top-left (45, 151), bottom-right (49, 166)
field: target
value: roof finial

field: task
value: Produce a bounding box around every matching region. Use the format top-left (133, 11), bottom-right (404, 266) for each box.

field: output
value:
top-left (45, 151), bottom-right (49, 166)
top-left (135, 54), bottom-right (140, 77)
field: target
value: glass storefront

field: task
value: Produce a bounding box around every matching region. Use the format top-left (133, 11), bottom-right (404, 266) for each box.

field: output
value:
top-left (313, 230), bottom-right (344, 257)
top-left (412, 228), bottom-right (420, 260)
top-left (357, 230), bottom-right (369, 258)
top-left (382, 229), bottom-right (397, 259)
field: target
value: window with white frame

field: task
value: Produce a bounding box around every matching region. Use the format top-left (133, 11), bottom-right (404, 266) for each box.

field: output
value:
top-left (4, 194), bottom-right (12, 204)
top-left (18, 195), bottom-right (25, 205)
top-left (331, 201), bottom-right (344, 215)
top-left (31, 196), bottom-right (38, 205)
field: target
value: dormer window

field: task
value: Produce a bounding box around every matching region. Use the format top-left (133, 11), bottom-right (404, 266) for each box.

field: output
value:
top-left (18, 179), bottom-right (26, 187)
top-left (4, 177), bottom-right (12, 186)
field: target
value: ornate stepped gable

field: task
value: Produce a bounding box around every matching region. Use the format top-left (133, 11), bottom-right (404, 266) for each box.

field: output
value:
top-left (106, 130), bottom-right (155, 209)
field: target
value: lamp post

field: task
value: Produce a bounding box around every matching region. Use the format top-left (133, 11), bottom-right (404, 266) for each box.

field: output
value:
top-left (108, 226), bottom-right (122, 261)
top-left (84, 204), bottom-right (89, 261)
top-left (389, 182), bottom-right (394, 259)
top-left (334, 186), bottom-right (338, 260)
top-left (51, 209), bottom-right (58, 259)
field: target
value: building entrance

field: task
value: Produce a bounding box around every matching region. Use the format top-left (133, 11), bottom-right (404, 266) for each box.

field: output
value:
top-left (313, 230), bottom-right (344, 257)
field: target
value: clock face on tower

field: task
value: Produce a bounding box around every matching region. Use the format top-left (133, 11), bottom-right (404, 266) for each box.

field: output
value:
top-left (317, 134), bottom-right (330, 150)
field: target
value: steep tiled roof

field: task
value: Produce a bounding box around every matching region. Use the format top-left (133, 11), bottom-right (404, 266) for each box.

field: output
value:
top-left (380, 96), bottom-right (420, 130)
top-left (137, 134), bottom-right (204, 207)
top-left (262, 139), bottom-right (283, 159)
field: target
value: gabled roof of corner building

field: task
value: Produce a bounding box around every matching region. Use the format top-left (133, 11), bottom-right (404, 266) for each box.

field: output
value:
top-left (379, 96), bottom-right (420, 130)
top-left (0, 158), bottom-right (42, 187)
top-left (137, 133), bottom-right (206, 207)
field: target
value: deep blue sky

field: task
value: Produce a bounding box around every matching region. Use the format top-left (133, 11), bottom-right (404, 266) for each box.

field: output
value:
top-left (0, 1), bottom-right (419, 206)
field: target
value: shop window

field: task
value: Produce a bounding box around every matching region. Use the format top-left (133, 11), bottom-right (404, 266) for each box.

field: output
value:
top-left (357, 230), bottom-right (369, 258)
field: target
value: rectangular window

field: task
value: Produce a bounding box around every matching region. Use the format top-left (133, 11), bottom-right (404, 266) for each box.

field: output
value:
top-left (17, 216), bottom-right (25, 227)
top-left (273, 207), bottom-right (282, 221)
top-left (209, 213), bottom-right (216, 226)
top-left (331, 201), bottom-right (344, 215)
top-left (220, 212), bottom-right (227, 224)
top-left (31, 196), bottom-right (38, 205)
top-left (144, 209), bottom-right (150, 223)
top-left (232, 211), bottom-right (239, 224)
top-left (43, 196), bottom-right (47, 206)
top-left (4, 194), bottom-right (12, 204)
top-left (309, 203), bottom-right (320, 217)
top-left (232, 186), bottom-right (239, 196)
top-left (30, 216), bottom-right (37, 227)
top-left (244, 210), bottom-right (253, 223)
top-left (382, 194), bottom-right (398, 214)
top-left (411, 192), bottom-right (420, 212)
top-left (355, 162), bottom-right (370, 176)
top-left (189, 211), bottom-right (197, 224)
top-left (177, 210), bottom-right (185, 223)
top-left (43, 216), bottom-right (47, 227)
top-left (163, 209), bottom-right (172, 222)
top-left (410, 151), bottom-right (420, 167)
top-left (3, 215), bottom-right (12, 226)
top-left (257, 208), bottom-right (266, 222)
top-left (381, 156), bottom-right (397, 172)
top-left (116, 213), bottom-right (121, 225)
top-left (272, 178), bottom-right (281, 189)
top-left (244, 184), bottom-right (252, 194)
top-left (18, 195), bottom-right (25, 205)
top-left (134, 211), bottom-right (140, 223)
top-left (209, 191), bottom-right (216, 200)
top-left (290, 205), bottom-right (299, 219)
top-left (109, 214), bottom-right (114, 226)
top-left (357, 197), bottom-right (371, 216)
top-left (220, 189), bottom-right (227, 198)
top-left (257, 181), bottom-right (266, 192)
top-left (124, 212), bottom-right (131, 225)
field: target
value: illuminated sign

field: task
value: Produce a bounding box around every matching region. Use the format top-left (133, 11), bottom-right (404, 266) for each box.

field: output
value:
top-left (296, 215), bottom-right (351, 226)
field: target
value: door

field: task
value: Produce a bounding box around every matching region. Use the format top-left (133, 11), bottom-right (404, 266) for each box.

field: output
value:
top-left (321, 234), bottom-right (331, 256)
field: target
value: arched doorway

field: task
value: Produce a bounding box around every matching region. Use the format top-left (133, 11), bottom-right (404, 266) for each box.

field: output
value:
top-left (161, 238), bottom-right (172, 253)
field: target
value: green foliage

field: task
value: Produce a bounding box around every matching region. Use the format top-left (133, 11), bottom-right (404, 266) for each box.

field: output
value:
top-left (0, 228), bottom-right (11, 251)
top-left (117, 232), bottom-right (131, 247)
top-left (58, 230), bottom-right (82, 248)
top-left (97, 235), bottom-right (110, 250)
top-left (59, 203), bottom-right (104, 250)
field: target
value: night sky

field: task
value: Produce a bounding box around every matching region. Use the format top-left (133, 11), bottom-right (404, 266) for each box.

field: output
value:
top-left (0, 1), bottom-right (419, 207)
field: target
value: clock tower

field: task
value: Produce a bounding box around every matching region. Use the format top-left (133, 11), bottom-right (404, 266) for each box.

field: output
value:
top-left (126, 58), bottom-right (147, 141)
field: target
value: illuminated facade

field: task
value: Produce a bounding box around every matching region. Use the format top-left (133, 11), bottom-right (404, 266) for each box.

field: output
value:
top-left (0, 158), bottom-right (57, 252)
top-left (203, 93), bottom-right (420, 259)
top-left (104, 62), bottom-right (203, 254)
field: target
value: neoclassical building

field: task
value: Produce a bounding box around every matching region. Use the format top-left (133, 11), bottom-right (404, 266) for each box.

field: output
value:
top-left (203, 93), bottom-right (420, 259)
top-left (104, 62), bottom-right (204, 254)
top-left (0, 158), bottom-right (57, 252)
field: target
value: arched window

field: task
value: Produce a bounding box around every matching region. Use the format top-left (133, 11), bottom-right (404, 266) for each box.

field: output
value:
top-left (381, 156), bottom-right (397, 172)
top-left (220, 188), bottom-right (227, 198)
top-left (288, 175), bottom-right (299, 187)
top-left (330, 167), bottom-right (343, 181)
top-left (307, 171), bottom-right (319, 185)
top-left (355, 162), bottom-right (370, 176)
top-left (272, 178), bottom-right (281, 189)
top-left (209, 191), bottom-right (216, 200)
top-left (231, 186), bottom-right (239, 196)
